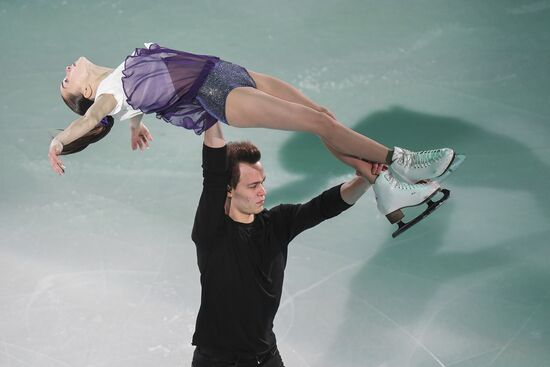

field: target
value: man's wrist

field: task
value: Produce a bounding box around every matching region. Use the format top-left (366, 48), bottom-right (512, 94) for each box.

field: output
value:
top-left (352, 175), bottom-right (370, 188)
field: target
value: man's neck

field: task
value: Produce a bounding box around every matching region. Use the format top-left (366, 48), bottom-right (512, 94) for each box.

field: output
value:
top-left (228, 207), bottom-right (255, 224)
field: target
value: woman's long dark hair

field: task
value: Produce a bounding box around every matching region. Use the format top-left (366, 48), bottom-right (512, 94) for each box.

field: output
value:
top-left (56, 93), bottom-right (114, 155)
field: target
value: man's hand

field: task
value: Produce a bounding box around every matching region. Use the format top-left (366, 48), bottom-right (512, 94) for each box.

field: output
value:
top-left (203, 122), bottom-right (225, 148)
top-left (355, 160), bottom-right (387, 178)
top-left (131, 122), bottom-right (153, 151)
top-left (367, 162), bottom-right (386, 176)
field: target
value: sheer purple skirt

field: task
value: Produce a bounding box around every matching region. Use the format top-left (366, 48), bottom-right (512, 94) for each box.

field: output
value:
top-left (122, 43), bottom-right (220, 134)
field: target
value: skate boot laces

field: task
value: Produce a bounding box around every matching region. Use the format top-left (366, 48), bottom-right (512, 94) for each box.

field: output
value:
top-left (396, 149), bottom-right (445, 169)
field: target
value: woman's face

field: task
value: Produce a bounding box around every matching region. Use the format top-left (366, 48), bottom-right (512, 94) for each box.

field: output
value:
top-left (59, 56), bottom-right (89, 99)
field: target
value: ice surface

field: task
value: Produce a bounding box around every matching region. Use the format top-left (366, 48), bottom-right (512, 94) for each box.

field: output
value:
top-left (1, 1), bottom-right (549, 366)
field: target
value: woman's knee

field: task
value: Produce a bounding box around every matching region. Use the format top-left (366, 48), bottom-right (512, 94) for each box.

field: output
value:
top-left (247, 71), bottom-right (276, 93)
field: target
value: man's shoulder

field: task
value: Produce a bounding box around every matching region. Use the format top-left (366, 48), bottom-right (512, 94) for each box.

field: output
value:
top-left (259, 204), bottom-right (296, 222)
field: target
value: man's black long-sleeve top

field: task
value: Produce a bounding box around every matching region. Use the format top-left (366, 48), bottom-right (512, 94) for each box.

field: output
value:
top-left (191, 144), bottom-right (352, 356)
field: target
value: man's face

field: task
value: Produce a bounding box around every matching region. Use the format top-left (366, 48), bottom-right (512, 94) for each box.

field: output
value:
top-left (228, 162), bottom-right (267, 216)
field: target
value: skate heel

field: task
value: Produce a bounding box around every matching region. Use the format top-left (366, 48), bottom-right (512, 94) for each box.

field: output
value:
top-left (386, 209), bottom-right (404, 224)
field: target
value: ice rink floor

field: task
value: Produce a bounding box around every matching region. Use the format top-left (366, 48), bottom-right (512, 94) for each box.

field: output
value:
top-left (1, 1), bottom-right (549, 366)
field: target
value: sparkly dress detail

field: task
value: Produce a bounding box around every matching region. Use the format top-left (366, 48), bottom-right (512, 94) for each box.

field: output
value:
top-left (196, 60), bottom-right (257, 125)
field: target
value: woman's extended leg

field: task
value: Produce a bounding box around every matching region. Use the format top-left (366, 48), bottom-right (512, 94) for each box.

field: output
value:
top-left (247, 71), bottom-right (382, 169)
top-left (225, 86), bottom-right (391, 163)
top-left (247, 71), bottom-right (330, 114)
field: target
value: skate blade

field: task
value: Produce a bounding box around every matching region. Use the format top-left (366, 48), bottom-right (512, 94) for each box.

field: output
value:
top-left (392, 189), bottom-right (450, 238)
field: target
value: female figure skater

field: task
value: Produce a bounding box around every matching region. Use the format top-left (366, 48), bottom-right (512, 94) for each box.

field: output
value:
top-left (49, 43), bottom-right (456, 228)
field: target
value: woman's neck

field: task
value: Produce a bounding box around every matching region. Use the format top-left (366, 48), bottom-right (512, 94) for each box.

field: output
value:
top-left (88, 65), bottom-right (114, 99)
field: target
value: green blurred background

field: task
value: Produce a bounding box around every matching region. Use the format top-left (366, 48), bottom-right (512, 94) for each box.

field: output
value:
top-left (1, 1), bottom-right (549, 366)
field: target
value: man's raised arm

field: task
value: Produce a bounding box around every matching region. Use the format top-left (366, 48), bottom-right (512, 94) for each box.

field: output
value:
top-left (191, 122), bottom-right (229, 246)
top-left (204, 122), bottom-right (225, 148)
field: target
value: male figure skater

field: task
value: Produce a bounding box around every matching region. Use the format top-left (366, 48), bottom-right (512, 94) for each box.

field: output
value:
top-left (191, 123), bottom-right (381, 366)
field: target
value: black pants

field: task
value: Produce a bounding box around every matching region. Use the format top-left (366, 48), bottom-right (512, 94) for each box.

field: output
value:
top-left (192, 345), bottom-right (285, 367)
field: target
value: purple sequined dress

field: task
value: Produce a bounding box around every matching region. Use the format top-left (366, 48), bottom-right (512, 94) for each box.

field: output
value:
top-left (122, 43), bottom-right (220, 134)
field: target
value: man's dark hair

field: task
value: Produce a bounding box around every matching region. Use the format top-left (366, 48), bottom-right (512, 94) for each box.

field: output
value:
top-left (56, 93), bottom-right (114, 155)
top-left (226, 141), bottom-right (262, 189)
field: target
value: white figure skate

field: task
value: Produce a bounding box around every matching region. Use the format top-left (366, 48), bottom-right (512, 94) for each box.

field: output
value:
top-left (390, 147), bottom-right (463, 183)
top-left (430, 154), bottom-right (466, 184)
top-left (373, 170), bottom-right (450, 238)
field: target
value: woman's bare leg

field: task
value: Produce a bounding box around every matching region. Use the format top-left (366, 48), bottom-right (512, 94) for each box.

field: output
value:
top-left (225, 86), bottom-right (391, 163)
top-left (321, 141), bottom-right (379, 183)
top-left (247, 71), bottom-right (325, 112)
top-left (248, 71), bottom-right (385, 171)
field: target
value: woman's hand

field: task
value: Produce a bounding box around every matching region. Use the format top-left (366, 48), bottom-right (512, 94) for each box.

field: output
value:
top-left (48, 138), bottom-right (65, 175)
top-left (131, 122), bottom-right (153, 151)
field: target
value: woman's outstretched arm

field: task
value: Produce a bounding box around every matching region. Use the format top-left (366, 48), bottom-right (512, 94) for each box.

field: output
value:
top-left (129, 115), bottom-right (153, 151)
top-left (49, 94), bottom-right (117, 175)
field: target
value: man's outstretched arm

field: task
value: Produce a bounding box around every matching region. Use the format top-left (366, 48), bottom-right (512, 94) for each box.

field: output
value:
top-left (339, 175), bottom-right (371, 205)
top-left (275, 157), bottom-right (383, 244)
top-left (339, 157), bottom-right (384, 204)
